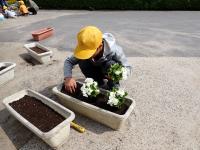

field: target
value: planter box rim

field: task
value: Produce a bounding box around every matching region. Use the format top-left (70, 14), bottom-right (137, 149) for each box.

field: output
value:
top-left (32, 27), bottom-right (54, 36)
top-left (52, 82), bottom-right (136, 118)
top-left (0, 62), bottom-right (16, 75)
top-left (3, 89), bottom-right (75, 138)
top-left (24, 42), bottom-right (52, 56)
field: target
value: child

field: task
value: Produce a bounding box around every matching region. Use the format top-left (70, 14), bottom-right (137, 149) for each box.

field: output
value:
top-left (2, 6), bottom-right (16, 18)
top-left (64, 26), bottom-right (132, 93)
top-left (18, 0), bottom-right (28, 16)
top-left (0, 0), bottom-right (8, 8)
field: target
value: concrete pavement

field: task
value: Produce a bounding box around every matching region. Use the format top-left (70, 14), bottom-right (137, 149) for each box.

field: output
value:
top-left (0, 10), bottom-right (200, 150)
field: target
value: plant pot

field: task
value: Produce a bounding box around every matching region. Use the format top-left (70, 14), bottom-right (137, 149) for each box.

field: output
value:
top-left (32, 27), bottom-right (54, 41)
top-left (52, 81), bottom-right (136, 130)
top-left (24, 42), bottom-right (53, 64)
top-left (0, 62), bottom-right (16, 86)
top-left (3, 89), bottom-right (75, 149)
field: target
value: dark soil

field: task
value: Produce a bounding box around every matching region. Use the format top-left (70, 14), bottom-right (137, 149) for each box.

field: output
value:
top-left (30, 46), bottom-right (47, 54)
top-left (9, 95), bottom-right (65, 132)
top-left (0, 66), bottom-right (7, 71)
top-left (61, 83), bottom-right (129, 115)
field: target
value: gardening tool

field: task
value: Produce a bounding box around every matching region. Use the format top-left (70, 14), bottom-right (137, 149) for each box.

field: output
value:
top-left (70, 122), bottom-right (85, 133)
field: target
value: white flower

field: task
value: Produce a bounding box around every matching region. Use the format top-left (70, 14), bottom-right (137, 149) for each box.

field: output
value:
top-left (108, 63), bottom-right (128, 82)
top-left (107, 88), bottom-right (127, 107)
top-left (122, 67), bottom-right (128, 80)
top-left (86, 88), bottom-right (92, 95)
top-left (82, 91), bottom-right (88, 97)
top-left (80, 84), bottom-right (87, 95)
top-left (80, 78), bottom-right (100, 97)
top-left (80, 84), bottom-right (88, 97)
top-left (109, 92), bottom-right (115, 98)
top-left (85, 78), bottom-right (95, 87)
top-left (116, 89), bottom-right (125, 97)
top-left (107, 97), bottom-right (119, 106)
top-left (115, 70), bottom-right (122, 75)
top-left (108, 93), bottom-right (119, 106)
top-left (85, 78), bottom-right (94, 84)
top-left (80, 84), bottom-right (86, 91)
top-left (93, 82), bottom-right (97, 86)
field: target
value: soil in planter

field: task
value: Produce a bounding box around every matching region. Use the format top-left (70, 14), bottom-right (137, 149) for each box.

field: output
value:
top-left (30, 46), bottom-right (47, 54)
top-left (61, 83), bottom-right (129, 115)
top-left (0, 66), bottom-right (7, 71)
top-left (9, 95), bottom-right (65, 132)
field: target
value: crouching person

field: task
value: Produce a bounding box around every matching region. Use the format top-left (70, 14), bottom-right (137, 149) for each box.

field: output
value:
top-left (64, 26), bottom-right (132, 93)
top-left (2, 6), bottom-right (17, 18)
top-left (18, 0), bottom-right (28, 16)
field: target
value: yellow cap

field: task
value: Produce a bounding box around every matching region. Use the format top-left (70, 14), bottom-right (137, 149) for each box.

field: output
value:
top-left (3, 6), bottom-right (7, 10)
top-left (19, 1), bottom-right (24, 5)
top-left (74, 26), bottom-right (103, 60)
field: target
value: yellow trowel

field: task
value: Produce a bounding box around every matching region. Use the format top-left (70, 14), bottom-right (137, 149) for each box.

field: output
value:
top-left (70, 122), bottom-right (85, 133)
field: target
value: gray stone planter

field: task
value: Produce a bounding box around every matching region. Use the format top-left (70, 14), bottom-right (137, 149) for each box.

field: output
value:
top-left (52, 82), bottom-right (135, 130)
top-left (3, 89), bottom-right (75, 148)
top-left (24, 43), bottom-right (53, 64)
top-left (0, 62), bottom-right (16, 86)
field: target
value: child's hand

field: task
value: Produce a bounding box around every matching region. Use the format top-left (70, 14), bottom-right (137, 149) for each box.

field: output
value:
top-left (64, 77), bottom-right (77, 93)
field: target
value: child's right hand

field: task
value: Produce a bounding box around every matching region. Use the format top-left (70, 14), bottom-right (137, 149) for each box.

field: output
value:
top-left (64, 77), bottom-right (77, 93)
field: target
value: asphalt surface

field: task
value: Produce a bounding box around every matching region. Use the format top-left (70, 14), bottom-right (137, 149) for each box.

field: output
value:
top-left (0, 10), bottom-right (200, 57)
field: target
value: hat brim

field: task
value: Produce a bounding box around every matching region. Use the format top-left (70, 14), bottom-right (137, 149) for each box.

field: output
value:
top-left (74, 45), bottom-right (96, 60)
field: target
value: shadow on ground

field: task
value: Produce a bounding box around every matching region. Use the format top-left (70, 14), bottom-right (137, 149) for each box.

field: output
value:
top-left (26, 39), bottom-right (35, 42)
top-left (19, 53), bottom-right (41, 66)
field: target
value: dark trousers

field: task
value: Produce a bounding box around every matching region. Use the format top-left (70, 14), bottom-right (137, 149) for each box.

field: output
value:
top-left (79, 59), bottom-right (119, 90)
top-left (0, 0), bottom-right (8, 7)
top-left (28, 7), bottom-right (37, 15)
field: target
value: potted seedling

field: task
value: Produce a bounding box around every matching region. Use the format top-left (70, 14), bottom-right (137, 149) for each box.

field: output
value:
top-left (53, 77), bottom-right (135, 130)
top-left (80, 78), bottom-right (100, 98)
top-left (107, 63), bottom-right (128, 82)
top-left (0, 62), bottom-right (16, 86)
top-left (107, 88), bottom-right (128, 108)
top-left (32, 27), bottom-right (54, 41)
top-left (3, 89), bottom-right (75, 149)
top-left (24, 42), bottom-right (53, 64)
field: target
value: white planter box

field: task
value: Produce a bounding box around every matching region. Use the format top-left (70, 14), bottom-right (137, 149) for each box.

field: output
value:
top-left (0, 62), bottom-right (16, 86)
top-left (24, 43), bottom-right (53, 64)
top-left (3, 89), bottom-right (75, 148)
top-left (52, 82), bottom-right (136, 130)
